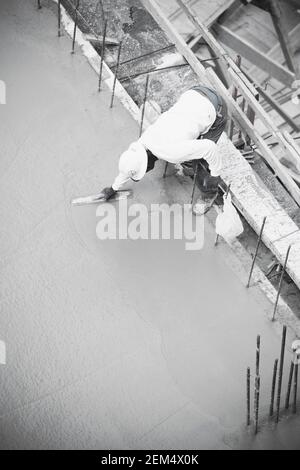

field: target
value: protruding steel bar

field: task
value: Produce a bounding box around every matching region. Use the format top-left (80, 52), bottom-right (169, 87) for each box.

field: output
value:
top-left (254, 376), bottom-right (261, 434)
top-left (276, 325), bottom-right (287, 423)
top-left (139, 74), bottom-right (150, 137)
top-left (238, 98), bottom-right (246, 141)
top-left (71, 0), bottom-right (80, 54)
top-left (58, 0), bottom-right (61, 37)
top-left (118, 57), bottom-right (220, 83)
top-left (285, 361), bottom-right (295, 409)
top-left (190, 164), bottom-right (199, 205)
top-left (229, 55), bottom-right (241, 141)
top-left (163, 162), bottom-right (169, 179)
top-left (256, 335), bottom-right (261, 377)
top-left (119, 63), bottom-right (190, 82)
top-left (110, 41), bottom-right (122, 109)
top-left (293, 351), bottom-right (299, 414)
top-left (247, 367), bottom-right (251, 426)
top-left (272, 246), bottom-right (292, 321)
top-left (246, 94), bottom-right (258, 146)
top-left (246, 217), bottom-right (267, 288)
top-left (112, 44), bottom-right (175, 69)
top-left (98, 20), bottom-right (107, 92)
top-left (269, 359), bottom-right (278, 417)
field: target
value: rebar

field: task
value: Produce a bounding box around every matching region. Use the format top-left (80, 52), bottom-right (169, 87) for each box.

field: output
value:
top-left (58, 0), bottom-right (61, 37)
top-left (110, 42), bottom-right (122, 108)
top-left (285, 361), bottom-right (294, 409)
top-left (293, 351), bottom-right (300, 414)
top-left (256, 335), bottom-right (261, 377)
top-left (139, 74), bottom-right (150, 137)
top-left (272, 246), bottom-right (292, 321)
top-left (229, 55), bottom-right (241, 140)
top-left (71, 0), bottom-right (80, 54)
top-left (254, 376), bottom-right (261, 434)
top-left (269, 359), bottom-right (278, 417)
top-left (111, 45), bottom-right (175, 69)
top-left (98, 20), bottom-right (107, 92)
top-left (246, 217), bottom-right (267, 288)
top-left (247, 367), bottom-right (251, 426)
top-left (276, 325), bottom-right (287, 423)
top-left (190, 164), bottom-right (199, 205)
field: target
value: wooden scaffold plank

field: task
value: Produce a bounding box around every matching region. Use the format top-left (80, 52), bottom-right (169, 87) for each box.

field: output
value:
top-left (174, 0), bottom-right (300, 179)
top-left (213, 24), bottom-right (296, 87)
top-left (141, 0), bottom-right (300, 207)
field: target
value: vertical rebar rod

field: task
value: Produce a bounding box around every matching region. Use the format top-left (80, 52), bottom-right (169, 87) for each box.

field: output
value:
top-left (256, 335), bottom-right (261, 376)
top-left (110, 42), bottom-right (122, 109)
top-left (270, 359), bottom-right (278, 417)
top-left (253, 335), bottom-right (261, 427)
top-left (272, 246), bottom-right (291, 321)
top-left (71, 0), bottom-right (80, 54)
top-left (254, 376), bottom-right (261, 434)
top-left (285, 361), bottom-right (295, 409)
top-left (229, 55), bottom-right (241, 140)
top-left (98, 20), bottom-right (107, 92)
top-left (37, 0), bottom-right (42, 9)
top-left (246, 217), bottom-right (267, 288)
top-left (247, 367), bottom-right (251, 426)
top-left (139, 74), bottom-right (150, 137)
top-left (163, 162), bottom-right (169, 178)
top-left (246, 94), bottom-right (258, 146)
top-left (238, 98), bottom-right (246, 141)
top-left (276, 325), bottom-right (287, 423)
top-left (293, 355), bottom-right (299, 414)
top-left (190, 164), bottom-right (199, 205)
top-left (58, 0), bottom-right (61, 37)
top-left (99, 0), bottom-right (106, 22)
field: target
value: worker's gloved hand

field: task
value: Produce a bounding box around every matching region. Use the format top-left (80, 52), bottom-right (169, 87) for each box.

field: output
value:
top-left (203, 175), bottom-right (220, 192)
top-left (101, 187), bottom-right (116, 200)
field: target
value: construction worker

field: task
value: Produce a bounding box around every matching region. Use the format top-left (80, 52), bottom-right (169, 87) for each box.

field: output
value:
top-left (101, 85), bottom-right (228, 215)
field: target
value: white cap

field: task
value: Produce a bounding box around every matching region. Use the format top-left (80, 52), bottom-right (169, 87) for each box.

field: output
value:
top-left (119, 141), bottom-right (148, 181)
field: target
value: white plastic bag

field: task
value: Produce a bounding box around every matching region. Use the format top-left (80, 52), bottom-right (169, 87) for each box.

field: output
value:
top-left (215, 193), bottom-right (244, 242)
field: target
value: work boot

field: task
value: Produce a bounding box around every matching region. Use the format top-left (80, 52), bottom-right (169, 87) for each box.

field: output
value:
top-left (192, 192), bottom-right (218, 216)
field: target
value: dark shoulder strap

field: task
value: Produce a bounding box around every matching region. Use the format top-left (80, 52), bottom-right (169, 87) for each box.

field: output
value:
top-left (191, 85), bottom-right (222, 114)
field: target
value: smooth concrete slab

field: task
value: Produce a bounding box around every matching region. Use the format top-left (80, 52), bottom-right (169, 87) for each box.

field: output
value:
top-left (0, 0), bottom-right (300, 450)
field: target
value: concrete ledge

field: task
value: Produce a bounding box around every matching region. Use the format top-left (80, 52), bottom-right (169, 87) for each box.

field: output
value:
top-left (219, 133), bottom-right (300, 291)
top-left (228, 238), bottom-right (300, 338)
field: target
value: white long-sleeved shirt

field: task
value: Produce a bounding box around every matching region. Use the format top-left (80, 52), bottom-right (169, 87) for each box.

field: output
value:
top-left (140, 90), bottom-right (216, 148)
top-left (112, 90), bottom-right (222, 190)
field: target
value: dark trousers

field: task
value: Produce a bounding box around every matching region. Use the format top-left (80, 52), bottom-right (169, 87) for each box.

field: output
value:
top-left (183, 96), bottom-right (228, 199)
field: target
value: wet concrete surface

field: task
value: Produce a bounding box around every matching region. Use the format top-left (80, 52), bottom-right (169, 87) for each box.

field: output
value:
top-left (72, 0), bottom-right (300, 322)
top-left (0, 0), bottom-right (300, 450)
